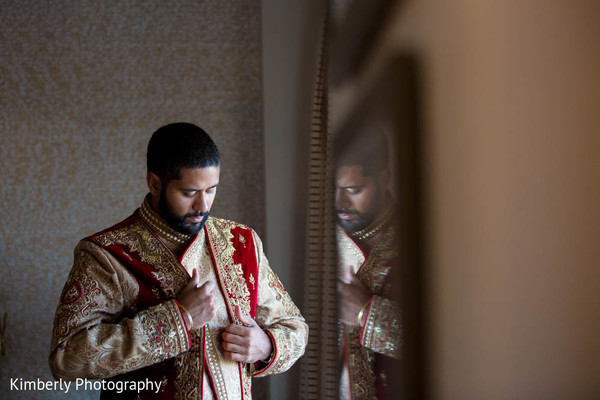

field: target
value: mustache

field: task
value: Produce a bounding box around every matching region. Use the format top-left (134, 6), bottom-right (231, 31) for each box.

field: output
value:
top-left (184, 211), bottom-right (209, 218)
top-left (336, 209), bottom-right (359, 215)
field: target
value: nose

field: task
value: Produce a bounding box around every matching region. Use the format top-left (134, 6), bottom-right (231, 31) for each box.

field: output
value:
top-left (193, 193), bottom-right (209, 213)
top-left (335, 189), bottom-right (350, 210)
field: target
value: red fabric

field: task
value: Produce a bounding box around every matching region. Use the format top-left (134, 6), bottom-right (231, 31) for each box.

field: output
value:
top-left (84, 211), bottom-right (170, 308)
top-left (230, 226), bottom-right (259, 318)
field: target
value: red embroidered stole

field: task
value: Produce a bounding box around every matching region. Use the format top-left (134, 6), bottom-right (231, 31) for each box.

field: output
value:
top-left (205, 220), bottom-right (259, 320)
top-left (203, 219), bottom-right (259, 400)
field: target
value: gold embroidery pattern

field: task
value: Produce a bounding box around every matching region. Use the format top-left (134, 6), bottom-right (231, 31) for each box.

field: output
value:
top-left (54, 251), bottom-right (105, 340)
top-left (242, 364), bottom-right (252, 399)
top-left (252, 232), bottom-right (308, 378)
top-left (93, 219), bottom-right (188, 298)
top-left (205, 218), bottom-right (251, 319)
top-left (180, 229), bottom-right (208, 277)
top-left (174, 329), bottom-right (204, 400)
top-left (138, 300), bottom-right (190, 364)
top-left (350, 201), bottom-right (395, 243)
top-left (249, 273), bottom-right (256, 291)
top-left (257, 328), bottom-right (306, 377)
top-left (361, 296), bottom-right (402, 359)
top-left (345, 326), bottom-right (376, 400)
top-left (50, 244), bottom-right (190, 380)
top-left (159, 375), bottom-right (168, 393)
top-left (337, 226), bottom-right (366, 279)
top-left (61, 280), bottom-right (82, 305)
top-left (265, 267), bottom-right (301, 318)
top-left (204, 330), bottom-right (235, 400)
top-left (356, 224), bottom-right (397, 294)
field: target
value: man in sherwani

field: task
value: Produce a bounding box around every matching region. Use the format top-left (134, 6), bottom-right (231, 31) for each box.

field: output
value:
top-left (49, 122), bottom-right (308, 399)
top-left (335, 129), bottom-right (401, 400)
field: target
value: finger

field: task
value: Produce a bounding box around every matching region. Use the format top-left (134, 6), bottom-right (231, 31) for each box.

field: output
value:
top-left (345, 267), bottom-right (354, 282)
top-left (235, 305), bottom-right (255, 327)
top-left (222, 330), bottom-right (247, 345)
top-left (191, 268), bottom-right (200, 285)
top-left (349, 274), bottom-right (365, 288)
top-left (224, 322), bottom-right (247, 337)
top-left (185, 269), bottom-right (200, 289)
top-left (200, 280), bottom-right (216, 292)
top-left (222, 340), bottom-right (248, 355)
top-left (223, 351), bottom-right (249, 363)
top-left (348, 270), bottom-right (359, 283)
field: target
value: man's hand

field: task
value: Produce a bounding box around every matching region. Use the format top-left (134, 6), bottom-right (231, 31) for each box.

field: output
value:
top-left (337, 271), bottom-right (371, 326)
top-left (221, 306), bottom-right (272, 363)
top-left (177, 268), bottom-right (217, 329)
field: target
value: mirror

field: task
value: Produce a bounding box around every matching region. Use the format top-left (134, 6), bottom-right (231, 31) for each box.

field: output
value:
top-left (333, 56), bottom-right (424, 399)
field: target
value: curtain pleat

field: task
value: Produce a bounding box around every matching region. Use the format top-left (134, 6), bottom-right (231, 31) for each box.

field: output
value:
top-left (299, 2), bottom-right (339, 399)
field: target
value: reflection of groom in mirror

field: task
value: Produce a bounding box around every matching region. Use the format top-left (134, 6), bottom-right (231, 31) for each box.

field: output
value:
top-left (335, 129), bottom-right (401, 400)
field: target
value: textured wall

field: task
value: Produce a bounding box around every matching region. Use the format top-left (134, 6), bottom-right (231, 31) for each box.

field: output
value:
top-left (0, 1), bottom-right (264, 398)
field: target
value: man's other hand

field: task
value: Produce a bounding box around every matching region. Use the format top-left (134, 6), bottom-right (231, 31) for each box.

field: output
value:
top-left (221, 306), bottom-right (273, 363)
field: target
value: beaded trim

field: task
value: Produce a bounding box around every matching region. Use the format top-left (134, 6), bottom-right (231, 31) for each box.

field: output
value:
top-left (139, 198), bottom-right (192, 245)
top-left (350, 201), bottom-right (394, 242)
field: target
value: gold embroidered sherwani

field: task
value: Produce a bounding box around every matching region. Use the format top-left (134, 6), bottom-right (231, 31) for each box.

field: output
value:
top-left (337, 204), bottom-right (402, 400)
top-left (49, 198), bottom-right (308, 399)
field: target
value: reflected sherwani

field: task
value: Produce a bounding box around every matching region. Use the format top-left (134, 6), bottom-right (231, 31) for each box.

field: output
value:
top-left (49, 198), bottom-right (308, 399)
top-left (337, 203), bottom-right (402, 400)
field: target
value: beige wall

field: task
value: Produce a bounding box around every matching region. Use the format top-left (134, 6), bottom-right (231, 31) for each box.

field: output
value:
top-left (0, 1), bottom-right (264, 398)
top-left (380, 1), bottom-right (600, 398)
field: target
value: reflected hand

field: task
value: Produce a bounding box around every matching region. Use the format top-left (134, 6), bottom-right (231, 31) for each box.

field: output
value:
top-left (337, 271), bottom-right (371, 326)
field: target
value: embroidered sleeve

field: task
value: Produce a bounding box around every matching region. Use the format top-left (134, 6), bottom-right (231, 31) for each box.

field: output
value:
top-left (249, 231), bottom-right (309, 377)
top-left (49, 241), bottom-right (190, 380)
top-left (360, 295), bottom-right (402, 359)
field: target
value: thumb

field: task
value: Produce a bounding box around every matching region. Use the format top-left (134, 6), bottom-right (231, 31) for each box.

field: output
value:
top-left (185, 269), bottom-right (200, 289)
top-left (190, 268), bottom-right (200, 286)
top-left (344, 266), bottom-right (356, 283)
top-left (235, 305), bottom-right (255, 327)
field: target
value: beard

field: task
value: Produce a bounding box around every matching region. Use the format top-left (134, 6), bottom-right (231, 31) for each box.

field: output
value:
top-left (336, 189), bottom-right (385, 234)
top-left (158, 189), bottom-right (209, 235)
top-left (336, 210), bottom-right (372, 233)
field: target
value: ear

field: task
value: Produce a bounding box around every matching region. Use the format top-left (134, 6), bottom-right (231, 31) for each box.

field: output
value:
top-left (378, 168), bottom-right (391, 190)
top-left (147, 172), bottom-right (161, 198)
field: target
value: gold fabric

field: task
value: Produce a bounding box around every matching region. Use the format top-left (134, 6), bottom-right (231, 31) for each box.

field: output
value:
top-left (49, 199), bottom-right (308, 399)
top-left (337, 209), bottom-right (402, 400)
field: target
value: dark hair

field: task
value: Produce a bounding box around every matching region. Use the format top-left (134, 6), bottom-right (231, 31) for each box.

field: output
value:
top-left (147, 122), bottom-right (220, 181)
top-left (334, 126), bottom-right (389, 177)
